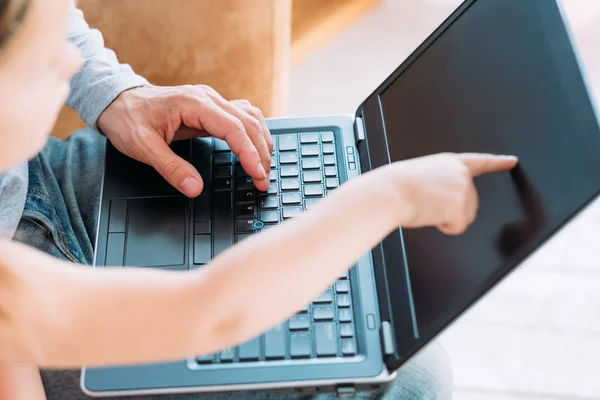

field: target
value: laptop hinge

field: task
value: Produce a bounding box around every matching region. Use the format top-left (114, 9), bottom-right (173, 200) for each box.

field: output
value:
top-left (380, 321), bottom-right (396, 356)
top-left (354, 116), bottom-right (366, 143)
top-left (335, 385), bottom-right (357, 399)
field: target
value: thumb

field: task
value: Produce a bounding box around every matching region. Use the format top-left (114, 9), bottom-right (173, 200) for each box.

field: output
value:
top-left (143, 134), bottom-right (204, 197)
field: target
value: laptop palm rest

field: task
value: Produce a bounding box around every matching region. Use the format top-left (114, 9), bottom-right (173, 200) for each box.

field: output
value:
top-left (123, 197), bottom-right (187, 269)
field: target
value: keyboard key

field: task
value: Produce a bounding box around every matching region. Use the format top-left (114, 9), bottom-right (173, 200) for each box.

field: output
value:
top-left (270, 157), bottom-right (277, 169)
top-left (267, 182), bottom-right (279, 195)
top-left (193, 235), bottom-right (211, 265)
top-left (235, 234), bottom-right (252, 243)
top-left (301, 145), bottom-right (320, 157)
top-left (213, 192), bottom-right (233, 256)
top-left (194, 221), bottom-right (211, 235)
top-left (281, 178), bottom-right (300, 191)
top-left (340, 323), bottom-right (355, 338)
top-left (214, 138), bottom-right (230, 152)
top-left (303, 171), bottom-right (322, 183)
top-left (236, 177), bottom-right (254, 191)
top-left (315, 322), bottom-right (338, 357)
top-left (321, 131), bottom-right (334, 143)
top-left (303, 185), bottom-right (324, 197)
top-left (239, 337), bottom-right (261, 361)
top-left (265, 324), bottom-right (286, 360)
top-left (300, 132), bottom-right (319, 144)
top-left (337, 294), bottom-right (351, 308)
top-left (324, 167), bottom-right (338, 177)
top-left (282, 192), bottom-right (301, 205)
top-left (236, 219), bottom-right (258, 233)
top-left (339, 270), bottom-right (349, 279)
top-left (289, 315), bottom-right (310, 331)
top-left (196, 354), bottom-right (214, 364)
top-left (235, 190), bottom-right (256, 203)
top-left (259, 210), bottom-right (280, 224)
top-left (338, 308), bottom-right (353, 323)
top-left (236, 203), bottom-right (255, 217)
top-left (313, 305), bottom-right (334, 321)
top-left (271, 135), bottom-right (278, 154)
top-left (302, 158), bottom-right (321, 170)
top-left (259, 196), bottom-right (279, 209)
top-left (214, 178), bottom-right (233, 191)
top-left (298, 304), bottom-right (309, 314)
top-left (290, 333), bottom-right (311, 358)
top-left (235, 165), bottom-right (249, 177)
top-left (278, 133), bottom-right (298, 152)
top-left (280, 165), bottom-right (300, 178)
top-left (313, 288), bottom-right (333, 304)
top-left (194, 195), bottom-right (211, 221)
top-left (269, 170), bottom-right (278, 182)
top-left (192, 137), bottom-right (212, 166)
top-left (304, 198), bottom-right (320, 210)
top-left (326, 178), bottom-right (339, 189)
top-left (215, 152), bottom-right (234, 165)
top-left (282, 206), bottom-right (303, 219)
top-left (280, 152), bottom-right (299, 164)
top-left (341, 338), bottom-right (357, 356)
top-left (336, 280), bottom-right (350, 293)
top-left (322, 144), bottom-right (336, 155)
top-left (214, 165), bottom-right (233, 178)
top-left (323, 155), bottom-right (336, 166)
top-left (348, 154), bottom-right (356, 163)
top-left (219, 347), bottom-right (235, 362)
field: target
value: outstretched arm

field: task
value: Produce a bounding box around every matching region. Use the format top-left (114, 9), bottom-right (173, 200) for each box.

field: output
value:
top-left (0, 154), bottom-right (517, 368)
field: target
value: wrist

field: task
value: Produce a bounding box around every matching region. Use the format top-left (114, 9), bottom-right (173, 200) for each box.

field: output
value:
top-left (96, 85), bottom-right (151, 134)
top-left (372, 164), bottom-right (417, 228)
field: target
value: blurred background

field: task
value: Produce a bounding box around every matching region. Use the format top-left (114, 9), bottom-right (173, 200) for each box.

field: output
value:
top-left (57, 1), bottom-right (600, 398)
top-left (288, 1), bottom-right (600, 399)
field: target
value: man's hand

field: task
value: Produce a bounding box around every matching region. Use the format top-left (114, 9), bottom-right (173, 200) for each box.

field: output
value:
top-left (97, 85), bottom-right (273, 197)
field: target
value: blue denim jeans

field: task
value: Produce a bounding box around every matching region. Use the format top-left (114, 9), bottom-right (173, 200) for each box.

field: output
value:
top-left (13, 129), bottom-right (453, 400)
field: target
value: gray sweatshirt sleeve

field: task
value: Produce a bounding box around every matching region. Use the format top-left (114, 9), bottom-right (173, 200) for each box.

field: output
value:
top-left (66, 5), bottom-right (149, 128)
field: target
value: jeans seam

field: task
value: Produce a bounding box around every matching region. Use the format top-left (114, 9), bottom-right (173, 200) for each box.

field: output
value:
top-left (21, 212), bottom-right (80, 264)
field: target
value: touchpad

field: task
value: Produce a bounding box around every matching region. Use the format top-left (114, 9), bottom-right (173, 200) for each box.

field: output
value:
top-left (125, 198), bottom-right (187, 267)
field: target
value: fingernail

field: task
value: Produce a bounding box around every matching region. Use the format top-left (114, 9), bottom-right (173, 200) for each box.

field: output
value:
top-left (263, 178), bottom-right (270, 189)
top-left (181, 177), bottom-right (199, 197)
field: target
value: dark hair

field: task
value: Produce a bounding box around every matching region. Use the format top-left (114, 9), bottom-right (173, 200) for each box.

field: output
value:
top-left (0, 0), bottom-right (30, 49)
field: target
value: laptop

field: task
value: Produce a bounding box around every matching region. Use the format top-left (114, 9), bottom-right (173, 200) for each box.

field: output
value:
top-left (82, 0), bottom-right (600, 397)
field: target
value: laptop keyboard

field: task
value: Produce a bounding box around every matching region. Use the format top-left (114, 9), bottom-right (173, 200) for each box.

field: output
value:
top-left (191, 131), bottom-right (357, 364)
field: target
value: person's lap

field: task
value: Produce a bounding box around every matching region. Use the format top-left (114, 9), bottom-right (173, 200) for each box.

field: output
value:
top-left (13, 129), bottom-right (453, 400)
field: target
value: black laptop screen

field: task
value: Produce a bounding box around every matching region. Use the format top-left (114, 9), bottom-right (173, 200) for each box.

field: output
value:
top-left (378, 0), bottom-right (600, 340)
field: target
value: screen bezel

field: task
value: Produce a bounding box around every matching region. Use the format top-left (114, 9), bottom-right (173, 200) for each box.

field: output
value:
top-left (355, 0), bottom-right (600, 371)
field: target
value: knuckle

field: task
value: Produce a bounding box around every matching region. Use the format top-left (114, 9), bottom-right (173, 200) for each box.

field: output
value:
top-left (199, 84), bottom-right (218, 96)
top-left (246, 117), bottom-right (263, 135)
top-left (161, 159), bottom-right (180, 179)
top-left (181, 84), bottom-right (196, 92)
top-left (229, 118), bottom-right (246, 137)
top-left (250, 105), bottom-right (264, 118)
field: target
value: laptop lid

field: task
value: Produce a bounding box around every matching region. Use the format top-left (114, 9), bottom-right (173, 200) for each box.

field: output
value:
top-left (355, 0), bottom-right (600, 371)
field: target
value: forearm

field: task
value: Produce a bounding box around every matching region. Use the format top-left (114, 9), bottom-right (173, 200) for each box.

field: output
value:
top-left (66, 5), bottom-right (147, 127)
top-left (0, 168), bottom-right (401, 368)
top-left (0, 363), bottom-right (45, 400)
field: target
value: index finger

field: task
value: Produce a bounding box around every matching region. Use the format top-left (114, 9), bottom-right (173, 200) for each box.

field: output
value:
top-left (459, 153), bottom-right (519, 177)
top-left (179, 95), bottom-right (267, 183)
